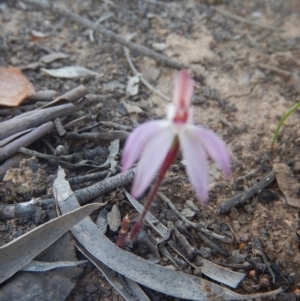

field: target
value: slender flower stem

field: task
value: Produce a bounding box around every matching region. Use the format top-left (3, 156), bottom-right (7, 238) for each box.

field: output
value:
top-left (129, 139), bottom-right (179, 240)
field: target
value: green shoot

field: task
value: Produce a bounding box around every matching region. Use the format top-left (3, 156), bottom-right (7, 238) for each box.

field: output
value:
top-left (271, 100), bottom-right (300, 151)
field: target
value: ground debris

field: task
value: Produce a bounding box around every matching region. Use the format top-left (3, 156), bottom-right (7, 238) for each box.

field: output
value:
top-left (1, 157), bottom-right (47, 203)
top-left (273, 163), bottom-right (300, 209)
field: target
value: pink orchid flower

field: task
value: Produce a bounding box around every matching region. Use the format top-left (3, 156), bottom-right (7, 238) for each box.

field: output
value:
top-left (122, 69), bottom-right (231, 204)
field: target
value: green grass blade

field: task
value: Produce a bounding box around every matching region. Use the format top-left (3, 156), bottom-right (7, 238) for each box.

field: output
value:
top-left (271, 100), bottom-right (300, 150)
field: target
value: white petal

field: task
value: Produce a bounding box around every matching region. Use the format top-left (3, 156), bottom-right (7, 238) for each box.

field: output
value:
top-left (193, 126), bottom-right (231, 178)
top-left (131, 125), bottom-right (176, 198)
top-left (179, 128), bottom-right (209, 203)
top-left (122, 120), bottom-right (169, 172)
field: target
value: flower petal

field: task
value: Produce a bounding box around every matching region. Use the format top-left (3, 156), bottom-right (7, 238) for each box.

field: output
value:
top-left (122, 120), bottom-right (169, 172)
top-left (173, 69), bottom-right (194, 108)
top-left (179, 128), bottom-right (209, 203)
top-left (131, 125), bottom-right (176, 198)
top-left (193, 126), bottom-right (231, 178)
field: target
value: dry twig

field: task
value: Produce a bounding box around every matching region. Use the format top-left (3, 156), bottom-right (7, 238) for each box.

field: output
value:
top-left (258, 63), bottom-right (292, 77)
top-left (213, 7), bottom-right (282, 32)
top-left (123, 46), bottom-right (170, 101)
top-left (157, 192), bottom-right (231, 243)
top-left (0, 103), bottom-right (76, 141)
top-left (65, 131), bottom-right (129, 142)
top-left (216, 171), bottom-right (275, 214)
top-left (19, 147), bottom-right (100, 169)
top-left (0, 122), bottom-right (54, 162)
top-left (38, 85), bottom-right (87, 109)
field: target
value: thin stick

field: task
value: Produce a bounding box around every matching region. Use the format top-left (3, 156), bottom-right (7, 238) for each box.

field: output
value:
top-left (65, 131), bottom-right (129, 142)
top-left (216, 171), bottom-right (275, 215)
top-left (0, 122), bottom-right (54, 162)
top-left (19, 147), bottom-right (101, 169)
top-left (123, 47), bottom-right (170, 101)
top-left (38, 85), bottom-right (87, 109)
top-left (196, 231), bottom-right (230, 257)
top-left (23, 0), bottom-right (183, 69)
top-left (0, 103), bottom-right (76, 141)
top-left (68, 171), bottom-right (108, 185)
top-left (213, 7), bottom-right (282, 32)
top-left (224, 83), bottom-right (259, 100)
top-left (258, 63), bottom-right (291, 77)
top-left (144, 0), bottom-right (177, 7)
top-left (157, 192), bottom-right (230, 243)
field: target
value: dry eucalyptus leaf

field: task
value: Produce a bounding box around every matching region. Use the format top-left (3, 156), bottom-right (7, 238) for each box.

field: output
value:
top-left (99, 139), bottom-right (119, 173)
top-left (152, 42), bottom-right (169, 51)
top-left (95, 208), bottom-right (109, 234)
top-left (31, 30), bottom-right (51, 38)
top-left (122, 100), bottom-right (143, 114)
top-left (0, 233), bottom-right (83, 301)
top-left (273, 163), bottom-right (300, 208)
top-left (39, 52), bottom-right (69, 64)
top-left (126, 75), bottom-right (140, 96)
top-left (21, 62), bottom-right (41, 70)
top-left (0, 202), bottom-right (103, 283)
top-left (41, 66), bottom-right (99, 78)
top-left (77, 245), bottom-right (150, 301)
top-left (103, 80), bottom-right (126, 92)
top-left (0, 66), bottom-right (35, 107)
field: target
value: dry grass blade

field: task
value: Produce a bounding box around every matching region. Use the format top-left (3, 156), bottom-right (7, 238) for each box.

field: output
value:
top-left (0, 202), bottom-right (103, 284)
top-left (55, 168), bottom-right (282, 300)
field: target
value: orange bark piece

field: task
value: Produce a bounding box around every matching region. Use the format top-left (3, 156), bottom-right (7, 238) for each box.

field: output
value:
top-left (0, 66), bottom-right (35, 107)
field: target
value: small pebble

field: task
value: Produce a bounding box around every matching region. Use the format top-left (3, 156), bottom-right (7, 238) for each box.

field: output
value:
top-left (243, 204), bottom-right (254, 214)
top-left (192, 267), bottom-right (202, 277)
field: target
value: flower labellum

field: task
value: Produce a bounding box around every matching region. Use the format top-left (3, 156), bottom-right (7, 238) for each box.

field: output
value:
top-left (120, 69), bottom-right (231, 242)
top-left (122, 69), bottom-right (231, 204)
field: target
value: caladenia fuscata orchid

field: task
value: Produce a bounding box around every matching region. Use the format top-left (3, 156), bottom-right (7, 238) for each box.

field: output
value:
top-left (120, 69), bottom-right (231, 242)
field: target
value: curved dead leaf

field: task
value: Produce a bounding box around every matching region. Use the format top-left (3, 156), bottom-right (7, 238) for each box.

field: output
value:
top-left (41, 66), bottom-right (99, 78)
top-left (0, 202), bottom-right (104, 284)
top-left (0, 66), bottom-right (35, 107)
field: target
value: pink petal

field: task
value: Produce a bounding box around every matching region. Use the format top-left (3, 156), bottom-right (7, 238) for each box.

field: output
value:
top-left (193, 126), bottom-right (231, 178)
top-left (173, 69), bottom-right (194, 108)
top-left (122, 120), bottom-right (169, 172)
top-left (131, 125), bottom-right (176, 198)
top-left (179, 129), bottom-right (209, 203)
